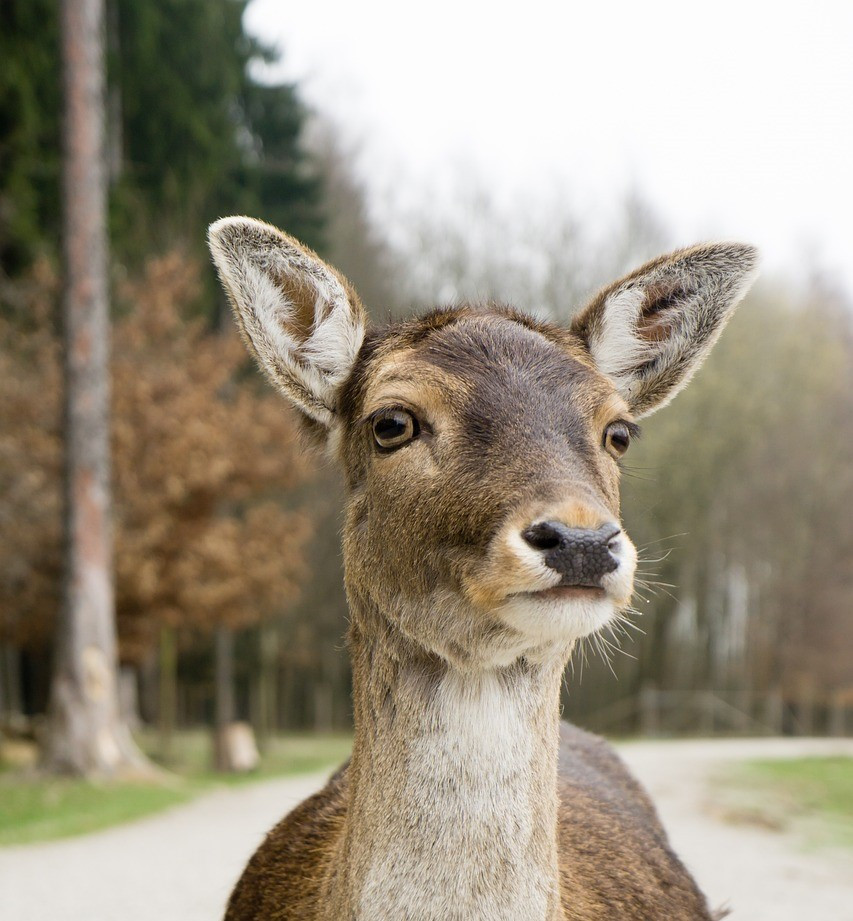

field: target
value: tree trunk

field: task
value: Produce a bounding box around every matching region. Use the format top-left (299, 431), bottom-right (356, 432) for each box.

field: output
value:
top-left (44, 0), bottom-right (149, 777)
top-left (255, 621), bottom-right (278, 751)
top-left (314, 680), bottom-right (333, 733)
top-left (158, 625), bottom-right (177, 762)
top-left (0, 644), bottom-right (24, 728)
top-left (213, 624), bottom-right (235, 771)
top-left (278, 659), bottom-right (292, 731)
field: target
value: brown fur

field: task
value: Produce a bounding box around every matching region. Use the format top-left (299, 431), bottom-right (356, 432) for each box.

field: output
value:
top-left (207, 218), bottom-right (757, 920)
top-left (225, 722), bottom-right (709, 921)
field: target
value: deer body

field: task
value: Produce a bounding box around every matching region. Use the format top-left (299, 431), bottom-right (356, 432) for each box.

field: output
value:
top-left (208, 217), bottom-right (757, 920)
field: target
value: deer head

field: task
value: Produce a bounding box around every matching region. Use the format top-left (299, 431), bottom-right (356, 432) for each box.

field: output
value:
top-left (209, 217), bottom-right (757, 671)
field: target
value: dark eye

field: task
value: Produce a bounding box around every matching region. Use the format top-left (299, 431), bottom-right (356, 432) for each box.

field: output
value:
top-left (372, 408), bottom-right (418, 450)
top-left (603, 421), bottom-right (631, 459)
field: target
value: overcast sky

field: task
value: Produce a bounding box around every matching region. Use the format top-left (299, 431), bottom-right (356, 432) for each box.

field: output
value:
top-left (245, 0), bottom-right (852, 294)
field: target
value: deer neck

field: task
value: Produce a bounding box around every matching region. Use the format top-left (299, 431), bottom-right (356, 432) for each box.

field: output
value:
top-left (325, 604), bottom-right (566, 921)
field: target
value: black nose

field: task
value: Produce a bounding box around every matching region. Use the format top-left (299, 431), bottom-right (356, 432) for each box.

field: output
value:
top-left (521, 521), bottom-right (621, 586)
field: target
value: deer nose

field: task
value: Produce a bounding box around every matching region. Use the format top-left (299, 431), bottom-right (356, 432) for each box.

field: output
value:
top-left (521, 521), bottom-right (622, 586)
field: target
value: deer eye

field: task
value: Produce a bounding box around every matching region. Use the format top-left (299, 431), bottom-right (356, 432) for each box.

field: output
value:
top-left (603, 421), bottom-right (632, 459)
top-left (372, 409), bottom-right (418, 450)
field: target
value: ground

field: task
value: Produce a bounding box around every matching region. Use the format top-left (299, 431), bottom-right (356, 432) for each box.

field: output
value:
top-left (0, 737), bottom-right (851, 921)
top-left (620, 738), bottom-right (853, 921)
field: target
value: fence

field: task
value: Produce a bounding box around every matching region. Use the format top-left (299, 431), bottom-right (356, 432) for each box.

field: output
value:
top-left (576, 686), bottom-right (853, 738)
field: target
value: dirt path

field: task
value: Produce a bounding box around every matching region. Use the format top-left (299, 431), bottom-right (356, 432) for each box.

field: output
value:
top-left (1, 738), bottom-right (851, 920)
top-left (618, 738), bottom-right (853, 921)
top-left (0, 771), bottom-right (328, 921)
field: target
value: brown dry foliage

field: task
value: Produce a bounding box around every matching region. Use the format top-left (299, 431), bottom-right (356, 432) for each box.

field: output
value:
top-left (0, 253), bottom-right (313, 662)
top-left (0, 260), bottom-right (63, 647)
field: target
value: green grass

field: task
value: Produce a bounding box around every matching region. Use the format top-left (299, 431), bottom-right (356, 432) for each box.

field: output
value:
top-left (718, 756), bottom-right (853, 850)
top-left (0, 778), bottom-right (194, 846)
top-left (0, 731), bottom-right (352, 847)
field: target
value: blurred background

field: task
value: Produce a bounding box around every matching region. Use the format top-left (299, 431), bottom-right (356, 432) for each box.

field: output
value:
top-left (1, 0), bottom-right (851, 834)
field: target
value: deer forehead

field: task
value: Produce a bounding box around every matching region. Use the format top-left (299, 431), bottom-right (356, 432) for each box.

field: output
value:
top-left (350, 313), bottom-right (628, 434)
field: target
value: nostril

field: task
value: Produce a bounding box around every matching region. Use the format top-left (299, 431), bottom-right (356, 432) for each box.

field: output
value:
top-left (605, 527), bottom-right (622, 552)
top-left (599, 522), bottom-right (621, 542)
top-left (521, 521), bottom-right (565, 552)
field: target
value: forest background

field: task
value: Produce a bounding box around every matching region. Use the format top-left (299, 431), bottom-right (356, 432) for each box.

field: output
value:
top-left (1, 0), bottom-right (852, 777)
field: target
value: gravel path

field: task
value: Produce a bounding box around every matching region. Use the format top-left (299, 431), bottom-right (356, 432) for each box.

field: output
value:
top-left (1, 738), bottom-right (851, 921)
top-left (0, 772), bottom-right (328, 921)
top-left (618, 737), bottom-right (853, 921)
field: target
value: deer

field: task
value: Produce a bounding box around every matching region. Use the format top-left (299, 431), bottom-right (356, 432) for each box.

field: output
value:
top-left (207, 215), bottom-right (757, 921)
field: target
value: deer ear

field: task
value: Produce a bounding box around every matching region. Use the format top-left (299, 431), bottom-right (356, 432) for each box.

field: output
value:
top-left (571, 242), bottom-right (759, 417)
top-left (207, 216), bottom-right (367, 428)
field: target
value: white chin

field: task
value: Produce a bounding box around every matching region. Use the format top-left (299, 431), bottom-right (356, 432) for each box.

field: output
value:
top-left (498, 593), bottom-right (616, 644)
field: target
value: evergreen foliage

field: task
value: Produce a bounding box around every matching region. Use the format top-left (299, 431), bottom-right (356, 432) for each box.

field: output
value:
top-left (0, 0), bottom-right (62, 274)
top-left (0, 0), bottom-right (323, 275)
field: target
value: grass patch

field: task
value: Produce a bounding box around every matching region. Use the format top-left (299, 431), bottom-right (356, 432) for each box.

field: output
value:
top-left (0, 731), bottom-right (352, 847)
top-left (717, 756), bottom-right (853, 850)
top-left (0, 778), bottom-right (194, 846)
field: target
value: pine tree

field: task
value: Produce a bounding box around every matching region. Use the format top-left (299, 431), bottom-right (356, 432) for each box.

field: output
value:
top-left (0, 0), bottom-right (62, 274)
top-left (45, 0), bottom-right (150, 777)
top-left (0, 0), bottom-right (324, 274)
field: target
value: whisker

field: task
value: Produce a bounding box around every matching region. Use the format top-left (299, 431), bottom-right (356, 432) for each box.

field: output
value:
top-left (615, 611), bottom-right (646, 634)
top-left (591, 633), bottom-right (618, 678)
top-left (631, 586), bottom-right (654, 604)
top-left (569, 637), bottom-right (591, 683)
top-left (620, 470), bottom-right (656, 482)
top-left (633, 582), bottom-right (663, 598)
top-left (636, 533), bottom-right (687, 550)
top-left (634, 577), bottom-right (676, 589)
top-left (601, 625), bottom-right (637, 660)
top-left (636, 549), bottom-right (675, 565)
top-left (635, 581), bottom-right (680, 603)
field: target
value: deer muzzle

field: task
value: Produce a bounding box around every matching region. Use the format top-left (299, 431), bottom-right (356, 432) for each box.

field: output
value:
top-left (521, 521), bottom-right (622, 587)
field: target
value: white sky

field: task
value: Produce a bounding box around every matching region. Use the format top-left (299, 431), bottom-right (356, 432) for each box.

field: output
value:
top-left (245, 0), bottom-right (853, 294)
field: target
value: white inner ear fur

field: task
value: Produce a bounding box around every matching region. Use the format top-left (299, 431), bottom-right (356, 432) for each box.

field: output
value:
top-left (587, 287), bottom-right (652, 389)
top-left (211, 219), bottom-right (365, 428)
top-left (585, 254), bottom-right (757, 413)
top-left (300, 291), bottom-right (365, 385)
